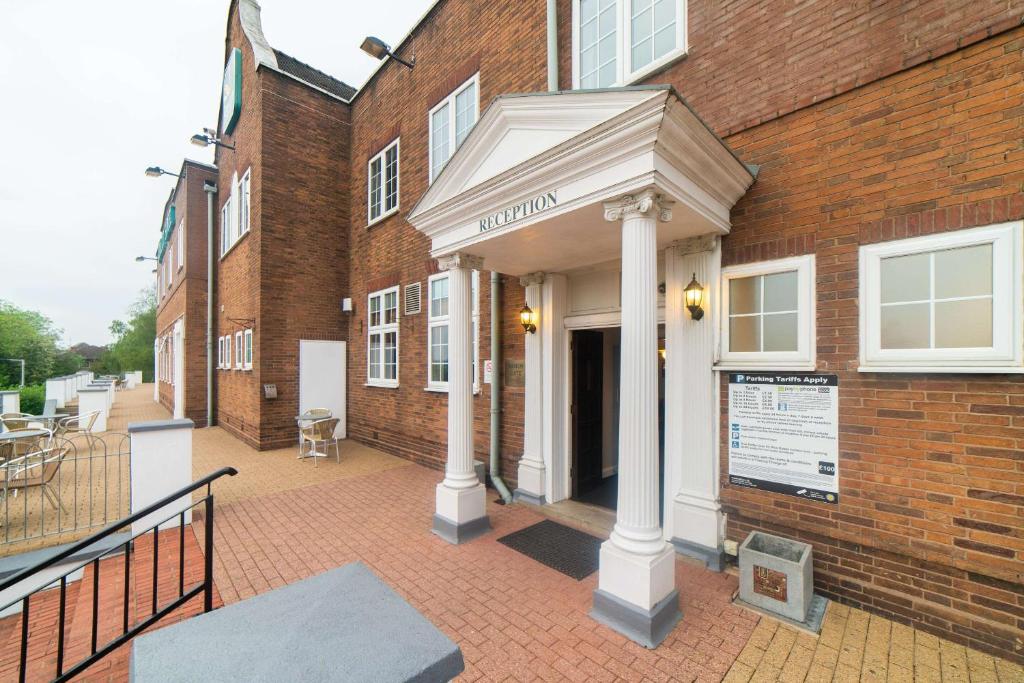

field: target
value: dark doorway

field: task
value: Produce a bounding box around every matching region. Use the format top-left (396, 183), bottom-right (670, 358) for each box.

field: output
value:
top-left (571, 330), bottom-right (605, 502)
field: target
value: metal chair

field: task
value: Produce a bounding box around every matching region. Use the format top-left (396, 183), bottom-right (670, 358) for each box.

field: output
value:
top-left (2, 444), bottom-right (71, 513)
top-left (1, 413), bottom-right (34, 431)
top-left (299, 418), bottom-right (341, 467)
top-left (56, 412), bottom-right (99, 451)
top-left (298, 408), bottom-right (331, 458)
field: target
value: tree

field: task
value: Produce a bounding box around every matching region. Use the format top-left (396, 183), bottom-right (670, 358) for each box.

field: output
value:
top-left (0, 300), bottom-right (63, 386)
top-left (100, 287), bottom-right (157, 381)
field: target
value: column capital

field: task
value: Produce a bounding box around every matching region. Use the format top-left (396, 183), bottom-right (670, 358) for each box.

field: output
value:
top-left (519, 272), bottom-right (546, 287)
top-left (437, 252), bottom-right (484, 272)
top-left (603, 189), bottom-right (673, 223)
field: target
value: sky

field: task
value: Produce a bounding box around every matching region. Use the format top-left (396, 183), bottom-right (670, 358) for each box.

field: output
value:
top-left (0, 0), bottom-right (431, 346)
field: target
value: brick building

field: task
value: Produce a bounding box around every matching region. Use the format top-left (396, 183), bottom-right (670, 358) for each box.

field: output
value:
top-left (158, 0), bottom-right (1024, 661)
top-left (154, 159), bottom-right (217, 425)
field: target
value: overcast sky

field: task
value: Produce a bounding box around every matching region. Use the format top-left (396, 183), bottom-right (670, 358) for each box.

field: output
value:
top-left (0, 0), bottom-right (429, 346)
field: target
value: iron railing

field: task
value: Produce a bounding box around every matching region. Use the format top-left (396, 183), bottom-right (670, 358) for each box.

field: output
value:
top-left (0, 466), bottom-right (237, 683)
top-left (1, 433), bottom-right (131, 547)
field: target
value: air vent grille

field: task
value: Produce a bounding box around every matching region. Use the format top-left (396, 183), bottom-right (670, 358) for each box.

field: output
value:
top-left (404, 282), bottom-right (422, 315)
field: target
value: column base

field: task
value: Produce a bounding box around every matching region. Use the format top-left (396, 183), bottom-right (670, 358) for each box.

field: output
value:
top-left (591, 588), bottom-right (681, 649)
top-left (591, 540), bottom-right (679, 647)
top-left (671, 538), bottom-right (725, 572)
top-left (512, 489), bottom-right (546, 506)
top-left (433, 483), bottom-right (490, 545)
top-left (515, 458), bottom-right (546, 506)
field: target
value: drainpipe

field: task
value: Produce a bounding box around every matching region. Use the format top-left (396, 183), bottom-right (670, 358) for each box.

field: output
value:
top-left (489, 271), bottom-right (512, 503)
top-left (204, 180), bottom-right (218, 428)
top-left (547, 0), bottom-right (558, 91)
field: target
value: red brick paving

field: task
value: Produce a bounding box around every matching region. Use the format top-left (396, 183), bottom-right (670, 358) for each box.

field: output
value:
top-left (200, 462), bottom-right (758, 681)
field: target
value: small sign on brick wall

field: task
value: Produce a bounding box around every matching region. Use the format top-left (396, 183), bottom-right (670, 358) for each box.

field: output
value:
top-left (504, 360), bottom-right (525, 387)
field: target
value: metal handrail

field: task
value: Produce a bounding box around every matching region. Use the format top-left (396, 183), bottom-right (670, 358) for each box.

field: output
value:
top-left (0, 466), bottom-right (237, 592)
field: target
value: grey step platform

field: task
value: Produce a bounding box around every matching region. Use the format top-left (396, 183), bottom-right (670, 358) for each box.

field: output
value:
top-left (131, 562), bottom-right (464, 682)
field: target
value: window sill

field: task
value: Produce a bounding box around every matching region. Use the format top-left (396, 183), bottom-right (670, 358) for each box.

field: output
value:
top-left (365, 381), bottom-right (399, 389)
top-left (857, 365), bottom-right (1024, 374)
top-left (714, 362), bottom-right (816, 372)
top-left (219, 230), bottom-right (250, 261)
top-left (424, 385), bottom-right (482, 395)
top-left (366, 206), bottom-right (400, 229)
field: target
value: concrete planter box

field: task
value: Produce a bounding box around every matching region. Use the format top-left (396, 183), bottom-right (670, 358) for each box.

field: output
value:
top-left (738, 531), bottom-right (813, 623)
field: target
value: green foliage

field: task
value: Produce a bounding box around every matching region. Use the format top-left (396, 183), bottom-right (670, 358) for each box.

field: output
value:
top-left (0, 300), bottom-right (64, 386)
top-left (52, 349), bottom-right (84, 377)
top-left (101, 287), bottom-right (157, 382)
top-left (16, 384), bottom-right (45, 415)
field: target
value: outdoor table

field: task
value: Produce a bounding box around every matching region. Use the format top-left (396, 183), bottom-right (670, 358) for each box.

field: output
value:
top-left (25, 414), bottom-right (69, 430)
top-left (0, 429), bottom-right (48, 444)
top-left (295, 411), bottom-right (333, 460)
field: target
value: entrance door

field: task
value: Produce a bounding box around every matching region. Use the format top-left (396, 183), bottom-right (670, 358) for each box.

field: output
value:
top-left (571, 330), bottom-right (604, 499)
top-left (298, 341), bottom-right (347, 438)
top-left (172, 321), bottom-right (184, 419)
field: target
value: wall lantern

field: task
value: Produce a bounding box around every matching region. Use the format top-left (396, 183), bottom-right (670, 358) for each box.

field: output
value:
top-left (684, 273), bottom-right (705, 320)
top-left (519, 305), bottom-right (537, 334)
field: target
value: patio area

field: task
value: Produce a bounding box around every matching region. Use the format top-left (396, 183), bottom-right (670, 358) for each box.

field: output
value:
top-left (3, 383), bottom-right (1020, 681)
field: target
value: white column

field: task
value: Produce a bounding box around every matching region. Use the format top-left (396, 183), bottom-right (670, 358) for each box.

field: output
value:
top-left (592, 189), bottom-right (680, 648)
top-left (541, 273), bottom-right (568, 503)
top-left (153, 339), bottom-right (160, 402)
top-left (77, 388), bottom-right (108, 432)
top-left (129, 419), bottom-right (194, 535)
top-left (664, 235), bottom-right (725, 570)
top-left (515, 272), bottom-right (546, 505)
top-left (45, 379), bottom-right (65, 409)
top-left (432, 253), bottom-right (490, 544)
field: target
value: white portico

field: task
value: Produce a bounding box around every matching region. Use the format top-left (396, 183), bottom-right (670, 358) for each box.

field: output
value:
top-left (408, 86), bottom-right (754, 647)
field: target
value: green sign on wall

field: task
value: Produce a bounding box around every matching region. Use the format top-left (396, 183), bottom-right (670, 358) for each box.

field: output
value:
top-left (221, 47), bottom-right (242, 135)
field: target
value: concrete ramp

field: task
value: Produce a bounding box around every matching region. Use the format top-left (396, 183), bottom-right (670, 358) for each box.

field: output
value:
top-left (130, 562), bottom-right (464, 682)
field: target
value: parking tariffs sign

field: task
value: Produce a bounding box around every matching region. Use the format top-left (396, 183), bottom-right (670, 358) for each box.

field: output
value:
top-left (727, 373), bottom-right (839, 504)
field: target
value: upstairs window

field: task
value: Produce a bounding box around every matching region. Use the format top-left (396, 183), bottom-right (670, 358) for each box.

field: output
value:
top-left (243, 329), bottom-right (253, 370)
top-left (367, 287), bottom-right (399, 387)
top-left (176, 221), bottom-right (185, 271)
top-left (573, 0), bottom-right (687, 88)
top-left (859, 222), bottom-right (1022, 371)
top-left (220, 196), bottom-right (232, 256)
top-left (429, 74), bottom-right (479, 183)
top-left (223, 334), bottom-right (231, 369)
top-left (368, 139), bottom-right (400, 225)
top-left (239, 170), bottom-right (251, 237)
top-left (719, 255), bottom-right (815, 370)
top-left (235, 332), bottom-right (243, 370)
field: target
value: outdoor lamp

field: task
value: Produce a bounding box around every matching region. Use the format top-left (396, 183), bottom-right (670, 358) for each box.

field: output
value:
top-left (135, 256), bottom-right (157, 262)
top-left (190, 130), bottom-right (235, 150)
top-left (145, 166), bottom-right (179, 178)
top-left (360, 36), bottom-right (415, 69)
top-left (519, 305), bottom-right (537, 334)
top-left (684, 273), bottom-right (705, 320)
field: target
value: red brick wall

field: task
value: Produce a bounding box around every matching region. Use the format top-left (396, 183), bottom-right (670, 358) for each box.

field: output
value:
top-left (719, 29), bottom-right (1024, 661)
top-left (155, 162), bottom-right (216, 426)
top-left (345, 0), bottom-right (547, 478)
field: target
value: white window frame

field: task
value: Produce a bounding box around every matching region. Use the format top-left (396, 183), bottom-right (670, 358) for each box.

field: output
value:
top-left (176, 221), bottom-right (184, 271)
top-left (239, 169), bottom-right (250, 237)
top-left (234, 332), bottom-right (243, 370)
top-left (428, 73), bottom-right (479, 184)
top-left (367, 138), bottom-right (400, 226)
top-left (426, 271), bottom-right (480, 392)
top-left (224, 334), bottom-right (231, 370)
top-left (859, 222), bottom-right (1023, 372)
top-left (571, 0), bottom-right (688, 89)
top-left (220, 196), bottom-right (232, 257)
top-left (165, 255), bottom-right (171, 290)
top-left (243, 329), bottom-right (253, 370)
top-left (718, 254), bottom-right (816, 371)
top-left (366, 286), bottom-right (400, 387)
top-left (217, 336), bottom-right (224, 369)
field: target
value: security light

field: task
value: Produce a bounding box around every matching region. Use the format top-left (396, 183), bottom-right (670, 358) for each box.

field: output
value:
top-left (190, 134), bottom-right (210, 147)
top-left (135, 256), bottom-right (157, 262)
top-left (190, 131), bottom-right (235, 150)
top-left (360, 36), bottom-right (415, 69)
top-left (145, 166), bottom-right (179, 178)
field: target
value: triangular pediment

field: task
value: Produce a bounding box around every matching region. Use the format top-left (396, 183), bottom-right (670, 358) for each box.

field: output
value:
top-left (411, 88), bottom-right (670, 219)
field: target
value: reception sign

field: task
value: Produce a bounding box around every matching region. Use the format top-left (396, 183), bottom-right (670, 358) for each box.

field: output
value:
top-left (221, 47), bottom-right (243, 135)
top-left (727, 373), bottom-right (839, 504)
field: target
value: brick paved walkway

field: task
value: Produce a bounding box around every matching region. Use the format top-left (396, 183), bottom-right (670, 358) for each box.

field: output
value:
top-left (5, 384), bottom-right (1021, 681)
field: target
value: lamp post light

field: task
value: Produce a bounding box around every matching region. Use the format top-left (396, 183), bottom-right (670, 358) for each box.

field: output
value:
top-left (145, 166), bottom-right (180, 178)
top-left (190, 128), bottom-right (235, 150)
top-left (135, 256), bottom-right (157, 263)
top-left (359, 36), bottom-right (415, 69)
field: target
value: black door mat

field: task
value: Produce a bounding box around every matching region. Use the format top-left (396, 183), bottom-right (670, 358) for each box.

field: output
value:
top-left (497, 520), bottom-right (602, 580)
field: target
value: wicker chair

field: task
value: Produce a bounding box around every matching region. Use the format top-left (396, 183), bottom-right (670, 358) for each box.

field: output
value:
top-left (2, 444), bottom-right (71, 512)
top-left (56, 412), bottom-right (99, 451)
top-left (299, 418), bottom-right (341, 467)
top-left (1, 413), bottom-right (34, 432)
top-left (0, 430), bottom-right (42, 464)
top-left (297, 408), bottom-right (331, 458)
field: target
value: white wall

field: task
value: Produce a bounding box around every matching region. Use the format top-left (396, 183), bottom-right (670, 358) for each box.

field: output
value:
top-left (129, 420), bottom-right (193, 535)
top-left (298, 341), bottom-right (347, 438)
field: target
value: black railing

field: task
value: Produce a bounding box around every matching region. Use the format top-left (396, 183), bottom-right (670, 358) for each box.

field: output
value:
top-left (0, 467), bottom-right (237, 683)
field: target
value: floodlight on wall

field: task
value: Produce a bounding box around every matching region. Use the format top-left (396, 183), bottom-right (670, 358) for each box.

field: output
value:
top-left (135, 256), bottom-right (157, 262)
top-left (190, 130), bottom-right (235, 150)
top-left (145, 166), bottom-right (179, 178)
top-left (359, 36), bottom-right (415, 69)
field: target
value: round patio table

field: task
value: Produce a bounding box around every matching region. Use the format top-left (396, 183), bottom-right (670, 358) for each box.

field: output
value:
top-left (0, 429), bottom-right (48, 443)
top-left (295, 411), bottom-right (333, 460)
top-left (24, 414), bottom-right (69, 430)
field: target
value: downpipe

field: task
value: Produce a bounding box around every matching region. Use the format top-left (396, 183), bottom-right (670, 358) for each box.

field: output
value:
top-left (204, 180), bottom-right (217, 428)
top-left (489, 271), bottom-right (512, 503)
